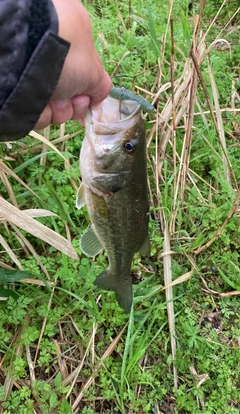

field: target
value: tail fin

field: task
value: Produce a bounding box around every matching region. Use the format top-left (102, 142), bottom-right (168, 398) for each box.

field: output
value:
top-left (94, 270), bottom-right (132, 312)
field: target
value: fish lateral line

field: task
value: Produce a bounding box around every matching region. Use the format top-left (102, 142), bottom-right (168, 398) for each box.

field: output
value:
top-left (109, 87), bottom-right (155, 114)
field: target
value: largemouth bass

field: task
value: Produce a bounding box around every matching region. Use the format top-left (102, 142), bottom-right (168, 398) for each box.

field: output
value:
top-left (76, 96), bottom-right (150, 312)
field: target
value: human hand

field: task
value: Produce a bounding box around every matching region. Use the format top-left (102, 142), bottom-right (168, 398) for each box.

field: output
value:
top-left (35, 0), bottom-right (112, 129)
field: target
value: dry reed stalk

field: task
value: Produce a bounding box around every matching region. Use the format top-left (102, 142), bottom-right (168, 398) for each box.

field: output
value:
top-left (149, 5), bottom-right (238, 198)
top-left (29, 130), bottom-right (71, 167)
top-left (0, 234), bottom-right (23, 269)
top-left (0, 169), bottom-right (18, 207)
top-left (19, 278), bottom-right (55, 287)
top-left (12, 224), bottom-right (50, 279)
top-left (161, 270), bottom-right (193, 291)
top-left (0, 159), bottom-right (42, 202)
top-left (0, 198), bottom-right (78, 260)
top-left (180, 16), bottom-right (200, 195)
top-left (200, 276), bottom-right (240, 298)
top-left (171, 15), bottom-right (203, 231)
top-left (54, 340), bottom-right (69, 381)
top-left (6, 130), bottom-right (81, 156)
top-left (0, 261), bottom-right (17, 270)
top-left (163, 222), bottom-right (178, 389)
top-left (155, 57), bottom-right (197, 179)
top-left (26, 346), bottom-right (36, 383)
top-left (40, 126), bottom-right (50, 167)
top-left (207, 57), bottom-right (231, 184)
top-left (59, 124), bottom-right (79, 192)
top-left (191, 50), bottom-right (237, 186)
top-left (20, 208), bottom-right (58, 218)
top-left (0, 134), bottom-right (79, 265)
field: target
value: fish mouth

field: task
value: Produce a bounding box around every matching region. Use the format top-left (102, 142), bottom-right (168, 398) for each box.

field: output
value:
top-left (84, 96), bottom-right (142, 156)
top-left (89, 96), bottom-right (141, 135)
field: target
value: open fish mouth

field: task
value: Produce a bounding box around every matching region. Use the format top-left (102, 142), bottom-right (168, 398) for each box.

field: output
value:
top-left (88, 96), bottom-right (142, 135)
top-left (83, 96), bottom-right (143, 160)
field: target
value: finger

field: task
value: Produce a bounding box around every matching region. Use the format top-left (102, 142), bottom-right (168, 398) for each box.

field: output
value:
top-left (34, 104), bottom-right (53, 130)
top-left (76, 117), bottom-right (85, 127)
top-left (88, 70), bottom-right (113, 107)
top-left (71, 95), bottom-right (90, 126)
top-left (49, 99), bottom-right (73, 124)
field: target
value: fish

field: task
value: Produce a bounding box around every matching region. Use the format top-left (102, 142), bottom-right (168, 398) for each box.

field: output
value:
top-left (76, 96), bottom-right (150, 312)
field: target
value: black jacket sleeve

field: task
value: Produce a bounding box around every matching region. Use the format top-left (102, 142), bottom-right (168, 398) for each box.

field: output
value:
top-left (0, 0), bottom-right (70, 142)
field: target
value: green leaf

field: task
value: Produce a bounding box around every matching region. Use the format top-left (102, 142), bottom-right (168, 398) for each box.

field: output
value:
top-left (13, 151), bottom-right (74, 174)
top-left (148, 9), bottom-right (160, 58)
top-left (0, 288), bottom-right (19, 301)
top-left (188, 233), bottom-right (206, 250)
top-left (43, 178), bottom-right (75, 227)
top-left (0, 268), bottom-right (34, 284)
top-left (218, 264), bottom-right (240, 291)
top-left (59, 398), bottom-right (72, 414)
top-left (54, 372), bottom-right (62, 389)
top-left (49, 392), bottom-right (58, 408)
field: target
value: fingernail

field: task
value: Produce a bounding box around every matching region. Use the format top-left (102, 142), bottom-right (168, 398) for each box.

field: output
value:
top-left (54, 99), bottom-right (70, 108)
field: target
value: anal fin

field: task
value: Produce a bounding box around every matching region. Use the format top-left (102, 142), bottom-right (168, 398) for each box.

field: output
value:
top-left (80, 226), bottom-right (103, 257)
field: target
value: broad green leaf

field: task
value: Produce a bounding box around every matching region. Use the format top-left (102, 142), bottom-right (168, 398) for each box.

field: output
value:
top-left (0, 268), bottom-right (34, 284)
top-left (49, 392), bottom-right (58, 408)
top-left (148, 9), bottom-right (160, 58)
top-left (54, 372), bottom-right (62, 388)
top-left (0, 289), bottom-right (19, 301)
top-left (189, 233), bottom-right (206, 250)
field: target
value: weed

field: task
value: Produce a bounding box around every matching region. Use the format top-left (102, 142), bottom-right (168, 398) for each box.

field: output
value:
top-left (0, 0), bottom-right (240, 413)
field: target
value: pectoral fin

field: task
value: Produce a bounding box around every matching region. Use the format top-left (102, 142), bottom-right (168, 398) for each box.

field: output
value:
top-left (80, 226), bottom-right (103, 257)
top-left (76, 183), bottom-right (86, 209)
top-left (138, 233), bottom-right (150, 256)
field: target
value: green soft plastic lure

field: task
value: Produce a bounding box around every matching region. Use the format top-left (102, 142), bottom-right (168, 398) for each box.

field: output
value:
top-left (109, 87), bottom-right (155, 114)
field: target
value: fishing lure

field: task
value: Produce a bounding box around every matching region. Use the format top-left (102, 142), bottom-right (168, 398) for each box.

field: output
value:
top-left (109, 87), bottom-right (155, 114)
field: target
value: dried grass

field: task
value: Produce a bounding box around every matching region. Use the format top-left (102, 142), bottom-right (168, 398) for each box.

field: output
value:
top-left (0, 129), bottom-right (79, 264)
top-left (0, 198), bottom-right (78, 261)
top-left (145, 1), bottom-right (240, 391)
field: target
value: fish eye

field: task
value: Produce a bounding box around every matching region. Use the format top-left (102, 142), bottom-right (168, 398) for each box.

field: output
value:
top-left (124, 140), bottom-right (137, 153)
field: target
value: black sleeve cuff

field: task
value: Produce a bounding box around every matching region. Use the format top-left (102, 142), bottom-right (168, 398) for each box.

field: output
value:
top-left (0, 30), bottom-right (70, 142)
top-left (26, 0), bottom-right (55, 62)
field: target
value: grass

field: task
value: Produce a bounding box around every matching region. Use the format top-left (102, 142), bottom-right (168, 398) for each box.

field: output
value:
top-left (0, 0), bottom-right (240, 413)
